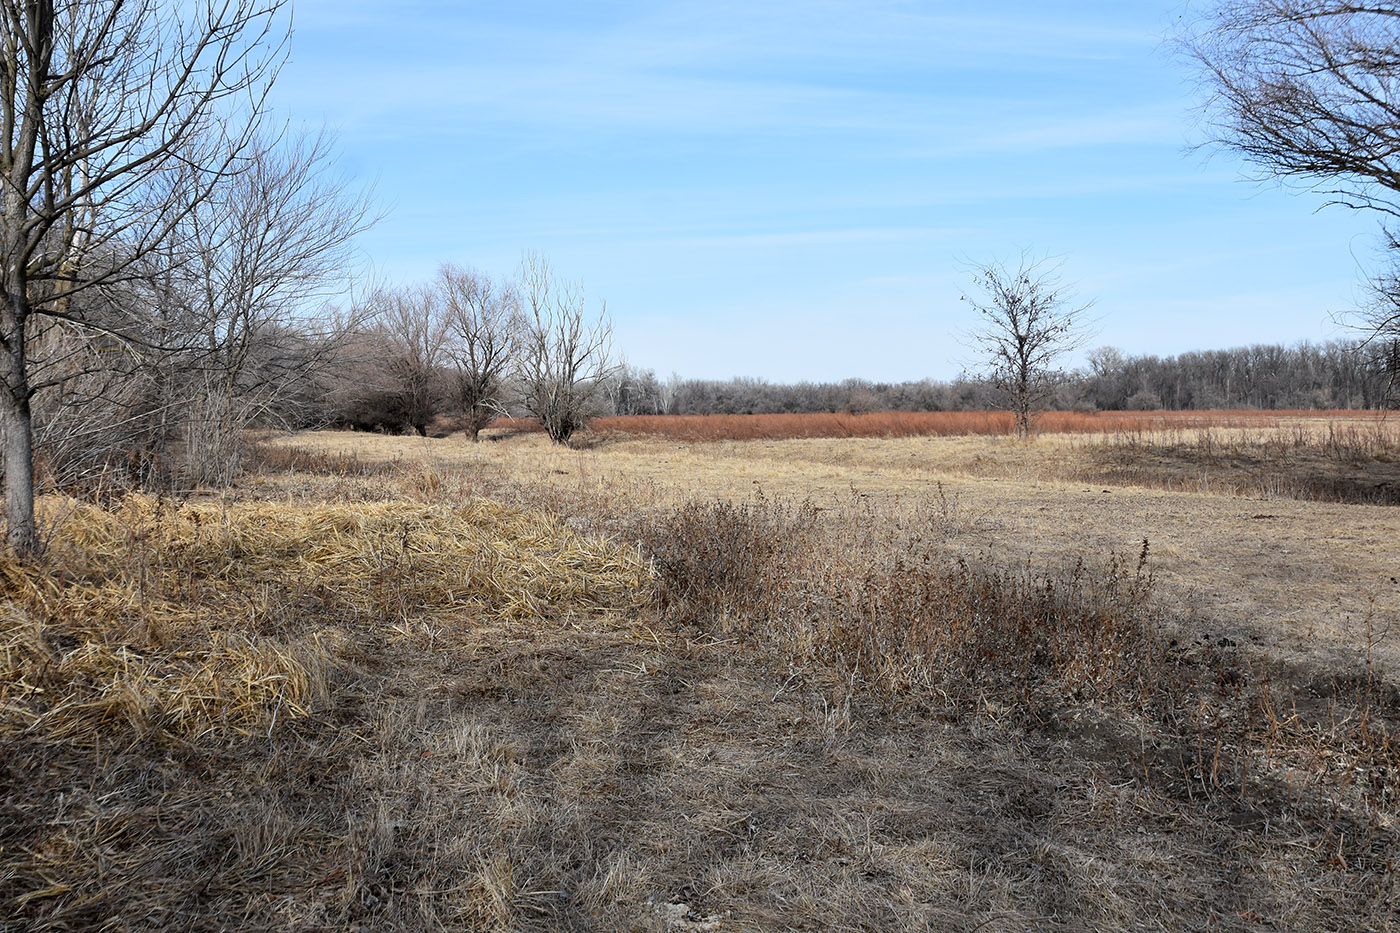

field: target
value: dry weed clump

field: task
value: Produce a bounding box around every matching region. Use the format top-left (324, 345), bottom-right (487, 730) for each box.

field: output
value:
top-left (642, 493), bottom-right (1158, 716)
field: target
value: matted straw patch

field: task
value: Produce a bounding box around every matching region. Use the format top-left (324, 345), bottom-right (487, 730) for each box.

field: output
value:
top-left (39, 492), bottom-right (652, 618)
top-left (0, 492), bottom-right (653, 745)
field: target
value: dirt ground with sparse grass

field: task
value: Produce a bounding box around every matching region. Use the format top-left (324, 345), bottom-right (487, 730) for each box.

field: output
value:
top-left (4, 420), bottom-right (1399, 931)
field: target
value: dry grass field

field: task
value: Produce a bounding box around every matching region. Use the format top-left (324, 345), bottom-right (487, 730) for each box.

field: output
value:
top-left (4, 413), bottom-right (1399, 931)
top-left (280, 417), bottom-right (1400, 669)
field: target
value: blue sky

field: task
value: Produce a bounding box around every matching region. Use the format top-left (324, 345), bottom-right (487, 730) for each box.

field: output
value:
top-left (269, 0), bottom-right (1381, 382)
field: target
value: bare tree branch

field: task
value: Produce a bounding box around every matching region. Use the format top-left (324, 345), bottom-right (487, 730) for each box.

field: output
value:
top-left (1181, 2), bottom-right (1400, 348)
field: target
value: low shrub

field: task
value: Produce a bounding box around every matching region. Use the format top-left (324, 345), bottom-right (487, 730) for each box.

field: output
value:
top-left (640, 495), bottom-right (1158, 719)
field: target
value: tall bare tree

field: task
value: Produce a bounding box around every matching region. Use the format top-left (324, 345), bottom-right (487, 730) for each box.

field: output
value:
top-left (439, 263), bottom-right (517, 441)
top-left (0, 0), bottom-right (286, 554)
top-left (515, 252), bottom-right (614, 446)
top-left (1181, 2), bottom-right (1400, 339)
top-left (165, 128), bottom-right (374, 486)
top-left (963, 255), bottom-right (1092, 438)
top-left (372, 282), bottom-right (447, 437)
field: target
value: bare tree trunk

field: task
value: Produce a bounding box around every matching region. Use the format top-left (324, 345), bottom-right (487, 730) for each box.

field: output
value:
top-left (2, 394), bottom-right (35, 555)
top-left (1014, 366), bottom-right (1032, 439)
top-left (1, 293), bottom-right (35, 554)
top-left (0, 0), bottom-right (45, 556)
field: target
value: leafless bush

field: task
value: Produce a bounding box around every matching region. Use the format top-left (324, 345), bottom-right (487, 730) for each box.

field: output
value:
top-left (29, 322), bottom-right (164, 495)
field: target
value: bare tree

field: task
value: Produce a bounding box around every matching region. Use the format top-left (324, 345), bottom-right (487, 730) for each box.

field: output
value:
top-left (161, 128), bottom-right (374, 486)
top-left (0, 0), bottom-right (286, 554)
top-left (371, 283), bottom-right (447, 437)
top-left (1181, 2), bottom-right (1400, 340)
top-left (515, 252), bottom-right (615, 446)
top-left (439, 264), bottom-right (518, 441)
top-left (963, 255), bottom-right (1092, 438)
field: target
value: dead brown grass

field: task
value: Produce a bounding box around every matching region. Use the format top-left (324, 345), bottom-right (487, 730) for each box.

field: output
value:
top-left (0, 489), bottom-right (653, 930)
top-left (5, 427), bottom-right (1400, 931)
top-left (1076, 420), bottom-right (1400, 505)
top-left (504, 409), bottom-right (1386, 442)
top-left (643, 495), bottom-right (1158, 714)
top-left (267, 427), bottom-right (1400, 669)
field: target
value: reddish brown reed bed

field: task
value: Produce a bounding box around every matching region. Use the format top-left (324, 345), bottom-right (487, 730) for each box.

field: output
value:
top-left (494, 410), bottom-right (1389, 443)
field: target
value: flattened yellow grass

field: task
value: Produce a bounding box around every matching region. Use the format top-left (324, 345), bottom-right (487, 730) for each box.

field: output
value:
top-left (42, 493), bottom-right (650, 618)
top-left (1, 493), bottom-right (653, 744)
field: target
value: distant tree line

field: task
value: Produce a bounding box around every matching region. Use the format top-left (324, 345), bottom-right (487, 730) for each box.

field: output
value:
top-left (598, 340), bottom-right (1393, 419)
top-left (1080, 341), bottom-right (1392, 411)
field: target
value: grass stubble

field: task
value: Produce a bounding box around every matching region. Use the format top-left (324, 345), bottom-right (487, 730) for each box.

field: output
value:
top-left (2, 417), bottom-right (1398, 931)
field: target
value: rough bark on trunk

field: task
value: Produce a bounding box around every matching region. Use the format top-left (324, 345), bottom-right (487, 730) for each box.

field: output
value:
top-left (1, 295), bottom-right (36, 556)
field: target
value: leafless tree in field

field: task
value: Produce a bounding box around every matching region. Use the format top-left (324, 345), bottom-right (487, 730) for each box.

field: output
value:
top-left (439, 264), bottom-right (518, 441)
top-left (370, 283), bottom-right (448, 437)
top-left (0, 0), bottom-right (287, 554)
top-left (161, 129), bottom-right (374, 486)
top-left (963, 255), bottom-right (1092, 439)
top-left (515, 252), bottom-right (615, 446)
top-left (1181, 2), bottom-right (1400, 341)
